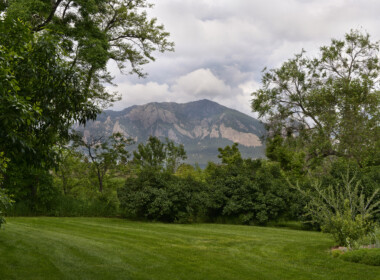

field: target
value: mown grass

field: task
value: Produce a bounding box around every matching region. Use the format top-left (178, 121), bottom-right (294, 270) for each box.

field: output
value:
top-left (0, 217), bottom-right (379, 280)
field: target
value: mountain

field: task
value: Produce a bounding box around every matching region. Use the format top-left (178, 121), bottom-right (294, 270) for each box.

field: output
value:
top-left (74, 99), bottom-right (266, 167)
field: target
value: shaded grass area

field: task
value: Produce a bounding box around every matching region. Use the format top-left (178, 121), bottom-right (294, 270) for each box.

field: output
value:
top-left (1, 217), bottom-right (379, 280)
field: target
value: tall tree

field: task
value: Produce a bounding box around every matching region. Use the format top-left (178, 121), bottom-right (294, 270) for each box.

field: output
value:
top-left (252, 30), bottom-right (380, 168)
top-left (1, 0), bottom-right (173, 166)
top-left (0, 1), bottom-right (173, 203)
top-left (0, 19), bottom-right (100, 167)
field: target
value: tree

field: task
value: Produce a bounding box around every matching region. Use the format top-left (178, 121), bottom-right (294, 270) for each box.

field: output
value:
top-left (252, 30), bottom-right (380, 168)
top-left (75, 132), bottom-right (133, 192)
top-left (132, 136), bottom-right (187, 173)
top-left (3, 0), bottom-right (174, 96)
top-left (1, 1), bottom-right (173, 202)
top-left (0, 19), bottom-right (105, 205)
top-left (217, 143), bottom-right (243, 167)
top-left (53, 146), bottom-right (88, 196)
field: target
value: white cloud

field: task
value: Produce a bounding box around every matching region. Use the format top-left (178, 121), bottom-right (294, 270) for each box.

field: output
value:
top-left (110, 68), bottom-right (254, 116)
top-left (172, 68), bottom-right (232, 98)
top-left (108, 82), bottom-right (171, 110)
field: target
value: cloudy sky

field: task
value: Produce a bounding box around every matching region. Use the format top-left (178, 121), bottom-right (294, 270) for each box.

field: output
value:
top-left (107, 0), bottom-right (380, 117)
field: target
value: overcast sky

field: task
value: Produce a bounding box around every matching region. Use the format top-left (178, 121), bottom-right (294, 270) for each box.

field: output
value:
top-left (107, 0), bottom-right (380, 117)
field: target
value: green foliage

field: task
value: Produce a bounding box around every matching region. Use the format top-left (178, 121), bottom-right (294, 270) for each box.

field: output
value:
top-left (0, 188), bottom-right (12, 228)
top-left (217, 143), bottom-right (243, 166)
top-left (132, 136), bottom-right (186, 173)
top-left (0, 19), bottom-right (102, 168)
top-left (5, 164), bottom-right (61, 215)
top-left (74, 132), bottom-right (133, 192)
top-left (118, 169), bottom-right (208, 223)
top-left (206, 144), bottom-right (293, 225)
top-left (325, 201), bottom-right (375, 248)
top-left (53, 146), bottom-right (91, 196)
top-left (0, 153), bottom-right (12, 227)
top-left (175, 163), bottom-right (205, 182)
top-left (4, 0), bottom-right (174, 89)
top-left (1, 1), bottom-right (173, 209)
top-left (296, 173), bottom-right (380, 246)
top-left (0, 152), bottom-right (9, 184)
top-left (340, 248), bottom-right (380, 266)
top-left (118, 137), bottom-right (207, 223)
top-left (252, 30), bottom-right (380, 168)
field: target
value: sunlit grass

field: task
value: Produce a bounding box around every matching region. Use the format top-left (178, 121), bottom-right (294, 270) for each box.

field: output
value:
top-left (1, 217), bottom-right (379, 280)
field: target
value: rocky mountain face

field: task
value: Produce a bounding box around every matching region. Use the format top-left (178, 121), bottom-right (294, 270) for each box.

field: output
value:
top-left (75, 99), bottom-right (266, 167)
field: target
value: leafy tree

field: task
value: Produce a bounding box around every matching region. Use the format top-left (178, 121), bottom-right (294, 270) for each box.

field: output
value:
top-left (252, 30), bottom-right (380, 168)
top-left (217, 143), bottom-right (243, 167)
top-left (75, 132), bottom-right (133, 192)
top-left (166, 140), bottom-right (188, 173)
top-left (0, 19), bottom-right (107, 208)
top-left (3, 0), bottom-right (174, 95)
top-left (0, 19), bottom-right (103, 165)
top-left (53, 146), bottom-right (90, 196)
top-left (132, 136), bottom-right (186, 172)
top-left (1, 1), bottom-right (173, 205)
top-left (175, 163), bottom-right (205, 182)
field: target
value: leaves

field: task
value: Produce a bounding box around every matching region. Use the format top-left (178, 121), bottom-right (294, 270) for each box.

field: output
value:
top-left (252, 30), bottom-right (380, 167)
top-left (295, 172), bottom-right (379, 246)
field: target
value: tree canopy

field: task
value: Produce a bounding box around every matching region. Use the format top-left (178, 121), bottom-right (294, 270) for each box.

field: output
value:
top-left (0, 1), bottom-right (173, 210)
top-left (3, 0), bottom-right (174, 90)
top-left (132, 136), bottom-right (187, 173)
top-left (0, 19), bottom-right (99, 167)
top-left (252, 30), bottom-right (380, 168)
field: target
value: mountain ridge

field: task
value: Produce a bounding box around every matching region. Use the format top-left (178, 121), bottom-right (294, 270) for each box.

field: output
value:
top-left (75, 99), bottom-right (266, 166)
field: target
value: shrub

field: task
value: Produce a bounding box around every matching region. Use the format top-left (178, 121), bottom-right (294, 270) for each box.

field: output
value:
top-left (118, 169), bottom-right (208, 223)
top-left (205, 156), bottom-right (291, 225)
top-left (0, 188), bottom-right (13, 228)
top-left (340, 249), bottom-right (380, 266)
top-left (0, 153), bottom-right (12, 228)
top-left (296, 172), bottom-right (380, 246)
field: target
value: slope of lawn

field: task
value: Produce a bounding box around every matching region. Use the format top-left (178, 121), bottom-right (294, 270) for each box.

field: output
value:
top-left (0, 217), bottom-right (379, 280)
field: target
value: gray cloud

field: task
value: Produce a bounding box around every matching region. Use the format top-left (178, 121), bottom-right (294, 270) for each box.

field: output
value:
top-left (109, 0), bottom-right (380, 117)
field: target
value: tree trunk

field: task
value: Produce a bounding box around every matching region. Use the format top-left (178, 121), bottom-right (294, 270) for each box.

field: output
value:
top-left (97, 170), bottom-right (103, 192)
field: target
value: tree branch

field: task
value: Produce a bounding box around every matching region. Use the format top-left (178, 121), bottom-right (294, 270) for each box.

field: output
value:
top-left (33, 0), bottom-right (63, 31)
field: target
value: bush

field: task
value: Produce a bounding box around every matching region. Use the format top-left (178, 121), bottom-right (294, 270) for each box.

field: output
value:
top-left (118, 169), bottom-right (208, 223)
top-left (324, 200), bottom-right (375, 248)
top-left (10, 191), bottom-right (119, 217)
top-left (296, 172), bottom-right (380, 247)
top-left (0, 153), bottom-right (12, 228)
top-left (205, 157), bottom-right (292, 225)
top-left (340, 249), bottom-right (380, 266)
top-left (0, 188), bottom-right (13, 228)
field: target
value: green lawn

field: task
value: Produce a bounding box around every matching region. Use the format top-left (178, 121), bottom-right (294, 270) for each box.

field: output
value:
top-left (0, 218), bottom-right (379, 280)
